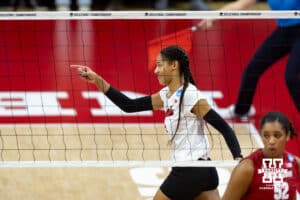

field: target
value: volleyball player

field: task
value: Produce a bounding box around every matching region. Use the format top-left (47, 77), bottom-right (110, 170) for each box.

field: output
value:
top-left (72, 45), bottom-right (242, 200)
top-left (222, 111), bottom-right (300, 200)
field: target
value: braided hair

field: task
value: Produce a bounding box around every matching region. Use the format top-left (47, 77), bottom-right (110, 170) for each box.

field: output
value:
top-left (160, 45), bottom-right (196, 142)
top-left (260, 111), bottom-right (297, 138)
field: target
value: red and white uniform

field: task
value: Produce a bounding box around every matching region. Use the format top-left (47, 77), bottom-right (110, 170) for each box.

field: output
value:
top-left (159, 83), bottom-right (209, 161)
top-left (242, 149), bottom-right (300, 200)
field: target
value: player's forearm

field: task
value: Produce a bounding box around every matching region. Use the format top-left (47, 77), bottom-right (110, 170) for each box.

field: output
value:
top-left (94, 75), bottom-right (153, 112)
top-left (94, 75), bottom-right (110, 93)
top-left (203, 109), bottom-right (242, 159)
top-left (105, 86), bottom-right (153, 113)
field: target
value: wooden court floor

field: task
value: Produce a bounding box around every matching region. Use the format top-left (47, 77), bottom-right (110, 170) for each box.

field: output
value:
top-left (0, 124), bottom-right (261, 200)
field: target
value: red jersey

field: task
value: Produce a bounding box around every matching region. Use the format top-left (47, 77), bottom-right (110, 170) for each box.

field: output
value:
top-left (241, 149), bottom-right (300, 200)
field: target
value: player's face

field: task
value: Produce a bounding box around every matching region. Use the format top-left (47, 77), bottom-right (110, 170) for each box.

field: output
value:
top-left (154, 54), bottom-right (175, 86)
top-left (261, 121), bottom-right (289, 158)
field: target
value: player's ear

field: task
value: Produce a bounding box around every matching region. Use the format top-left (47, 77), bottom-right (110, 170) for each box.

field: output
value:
top-left (171, 60), bottom-right (179, 71)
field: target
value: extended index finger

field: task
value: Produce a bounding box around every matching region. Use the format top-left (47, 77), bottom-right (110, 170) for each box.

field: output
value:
top-left (70, 64), bottom-right (87, 68)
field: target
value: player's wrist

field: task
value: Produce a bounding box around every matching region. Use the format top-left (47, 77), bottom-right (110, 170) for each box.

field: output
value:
top-left (94, 75), bottom-right (109, 93)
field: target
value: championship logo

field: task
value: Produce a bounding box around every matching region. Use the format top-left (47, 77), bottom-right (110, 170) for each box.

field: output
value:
top-left (259, 158), bottom-right (285, 183)
top-left (258, 158), bottom-right (291, 200)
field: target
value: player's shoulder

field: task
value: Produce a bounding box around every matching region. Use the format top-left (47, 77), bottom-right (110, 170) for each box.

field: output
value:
top-left (238, 150), bottom-right (264, 171)
top-left (236, 158), bottom-right (254, 175)
top-left (185, 83), bottom-right (197, 92)
top-left (185, 83), bottom-right (204, 96)
top-left (183, 83), bottom-right (199, 97)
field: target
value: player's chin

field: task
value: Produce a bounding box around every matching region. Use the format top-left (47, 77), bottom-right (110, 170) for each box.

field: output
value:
top-left (157, 77), bottom-right (166, 86)
top-left (267, 148), bottom-right (280, 158)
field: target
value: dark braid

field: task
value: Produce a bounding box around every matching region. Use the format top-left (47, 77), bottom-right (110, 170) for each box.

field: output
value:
top-left (260, 111), bottom-right (298, 138)
top-left (160, 45), bottom-right (197, 142)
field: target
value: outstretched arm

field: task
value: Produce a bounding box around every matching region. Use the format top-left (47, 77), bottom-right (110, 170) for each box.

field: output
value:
top-left (192, 99), bottom-right (242, 159)
top-left (71, 65), bottom-right (163, 112)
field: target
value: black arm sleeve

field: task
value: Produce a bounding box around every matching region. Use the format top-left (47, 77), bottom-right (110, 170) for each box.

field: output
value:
top-left (105, 86), bottom-right (153, 113)
top-left (203, 109), bottom-right (242, 159)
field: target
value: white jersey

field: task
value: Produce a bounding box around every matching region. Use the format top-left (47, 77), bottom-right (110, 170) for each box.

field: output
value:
top-left (159, 83), bottom-right (210, 161)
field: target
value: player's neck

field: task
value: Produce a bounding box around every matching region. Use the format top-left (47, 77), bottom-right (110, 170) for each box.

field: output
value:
top-left (262, 149), bottom-right (284, 159)
top-left (167, 78), bottom-right (183, 96)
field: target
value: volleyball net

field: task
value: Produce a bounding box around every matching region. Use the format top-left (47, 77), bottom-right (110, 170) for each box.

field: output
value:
top-left (0, 11), bottom-right (299, 167)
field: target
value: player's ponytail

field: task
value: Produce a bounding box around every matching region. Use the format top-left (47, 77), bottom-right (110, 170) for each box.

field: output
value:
top-left (288, 121), bottom-right (297, 138)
